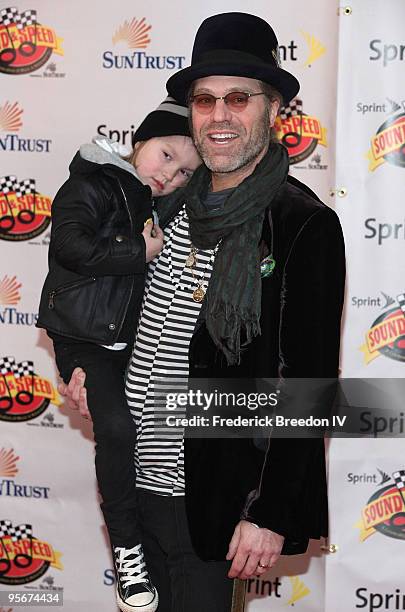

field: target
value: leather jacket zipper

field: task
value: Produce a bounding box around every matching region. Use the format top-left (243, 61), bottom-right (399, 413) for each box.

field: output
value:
top-left (117, 179), bottom-right (133, 232)
top-left (48, 277), bottom-right (96, 309)
top-left (114, 178), bottom-right (134, 339)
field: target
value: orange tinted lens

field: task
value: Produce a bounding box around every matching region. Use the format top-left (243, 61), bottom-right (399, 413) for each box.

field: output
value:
top-left (225, 92), bottom-right (249, 110)
top-left (193, 94), bottom-right (216, 112)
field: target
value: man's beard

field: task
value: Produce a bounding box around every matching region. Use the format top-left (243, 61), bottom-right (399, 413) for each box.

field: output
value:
top-left (192, 107), bottom-right (271, 173)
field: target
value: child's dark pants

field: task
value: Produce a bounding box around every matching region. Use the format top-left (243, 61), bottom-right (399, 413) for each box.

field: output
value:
top-left (54, 340), bottom-right (139, 547)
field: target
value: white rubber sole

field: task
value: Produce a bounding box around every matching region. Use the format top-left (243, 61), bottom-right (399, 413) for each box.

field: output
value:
top-left (116, 589), bottom-right (159, 612)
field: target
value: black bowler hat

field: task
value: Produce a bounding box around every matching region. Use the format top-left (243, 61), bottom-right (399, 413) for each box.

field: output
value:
top-left (166, 12), bottom-right (300, 105)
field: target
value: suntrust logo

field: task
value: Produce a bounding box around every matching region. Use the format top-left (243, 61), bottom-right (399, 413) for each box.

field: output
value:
top-left (0, 448), bottom-right (51, 500)
top-left (102, 17), bottom-right (185, 71)
top-left (0, 101), bottom-right (52, 153)
top-left (0, 275), bottom-right (38, 326)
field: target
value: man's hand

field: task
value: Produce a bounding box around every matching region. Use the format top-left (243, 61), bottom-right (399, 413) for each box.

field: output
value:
top-left (142, 222), bottom-right (164, 262)
top-left (58, 367), bottom-right (91, 420)
top-left (226, 520), bottom-right (284, 579)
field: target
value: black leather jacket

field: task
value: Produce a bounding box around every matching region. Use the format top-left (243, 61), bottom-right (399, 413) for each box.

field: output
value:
top-left (37, 142), bottom-right (152, 345)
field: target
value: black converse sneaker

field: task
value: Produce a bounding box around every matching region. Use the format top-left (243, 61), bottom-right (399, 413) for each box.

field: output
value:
top-left (113, 544), bottom-right (158, 612)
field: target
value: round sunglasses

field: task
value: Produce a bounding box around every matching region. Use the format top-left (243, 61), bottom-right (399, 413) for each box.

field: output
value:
top-left (189, 91), bottom-right (266, 114)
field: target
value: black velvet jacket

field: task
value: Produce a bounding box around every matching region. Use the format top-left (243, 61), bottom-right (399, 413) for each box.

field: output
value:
top-left (159, 175), bottom-right (346, 560)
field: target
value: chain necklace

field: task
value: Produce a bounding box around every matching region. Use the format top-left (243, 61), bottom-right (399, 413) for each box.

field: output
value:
top-left (165, 207), bottom-right (220, 302)
top-left (185, 242), bottom-right (221, 302)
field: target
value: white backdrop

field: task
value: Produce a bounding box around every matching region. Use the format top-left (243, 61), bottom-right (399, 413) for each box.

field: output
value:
top-left (1, 1), bottom-right (404, 610)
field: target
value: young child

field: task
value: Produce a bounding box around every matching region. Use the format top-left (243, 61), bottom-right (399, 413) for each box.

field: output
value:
top-left (36, 97), bottom-right (201, 612)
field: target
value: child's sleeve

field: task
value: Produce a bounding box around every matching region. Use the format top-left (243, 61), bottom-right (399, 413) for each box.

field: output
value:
top-left (50, 177), bottom-right (146, 276)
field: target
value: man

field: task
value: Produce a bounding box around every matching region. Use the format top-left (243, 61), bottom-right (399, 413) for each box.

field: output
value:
top-left (62, 12), bottom-right (345, 612)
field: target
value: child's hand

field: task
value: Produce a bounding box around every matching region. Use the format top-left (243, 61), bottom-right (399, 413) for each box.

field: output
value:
top-left (58, 367), bottom-right (91, 420)
top-left (142, 221), bottom-right (164, 262)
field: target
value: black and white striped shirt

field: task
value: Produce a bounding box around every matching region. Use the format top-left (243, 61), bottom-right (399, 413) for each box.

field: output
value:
top-left (125, 205), bottom-right (216, 496)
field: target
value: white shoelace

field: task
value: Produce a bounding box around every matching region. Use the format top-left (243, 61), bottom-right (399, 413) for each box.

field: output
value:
top-left (115, 544), bottom-right (149, 588)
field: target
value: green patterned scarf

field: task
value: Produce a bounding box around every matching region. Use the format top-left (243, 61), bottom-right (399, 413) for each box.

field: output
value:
top-left (185, 142), bottom-right (289, 365)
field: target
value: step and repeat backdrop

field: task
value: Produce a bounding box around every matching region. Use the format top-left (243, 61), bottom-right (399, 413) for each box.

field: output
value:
top-left (1, 1), bottom-right (404, 610)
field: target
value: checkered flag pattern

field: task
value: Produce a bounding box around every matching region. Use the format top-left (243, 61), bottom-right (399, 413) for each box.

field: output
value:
top-left (10, 523), bottom-right (33, 542)
top-left (0, 519), bottom-right (13, 538)
top-left (0, 175), bottom-right (17, 195)
top-left (392, 470), bottom-right (405, 490)
top-left (14, 360), bottom-right (34, 379)
top-left (15, 9), bottom-right (37, 29)
top-left (0, 356), bottom-right (17, 376)
top-left (15, 178), bottom-right (36, 197)
top-left (397, 293), bottom-right (405, 316)
top-left (280, 99), bottom-right (303, 120)
top-left (0, 7), bottom-right (19, 26)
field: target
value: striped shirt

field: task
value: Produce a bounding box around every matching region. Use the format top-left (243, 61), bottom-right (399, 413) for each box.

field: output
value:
top-left (125, 205), bottom-right (216, 496)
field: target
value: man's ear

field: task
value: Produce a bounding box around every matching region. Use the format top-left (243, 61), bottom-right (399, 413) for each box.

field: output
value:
top-left (269, 100), bottom-right (280, 127)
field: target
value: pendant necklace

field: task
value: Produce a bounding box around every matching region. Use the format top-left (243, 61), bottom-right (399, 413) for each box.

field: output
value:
top-left (185, 242), bottom-right (221, 302)
top-left (165, 207), bottom-right (221, 302)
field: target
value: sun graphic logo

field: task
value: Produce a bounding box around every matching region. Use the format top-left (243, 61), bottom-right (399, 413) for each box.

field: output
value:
top-left (112, 17), bottom-right (151, 49)
top-left (0, 101), bottom-right (23, 132)
top-left (0, 101), bottom-right (52, 153)
top-left (0, 448), bottom-right (19, 478)
top-left (0, 448), bottom-right (52, 499)
top-left (0, 275), bottom-right (39, 328)
top-left (0, 275), bottom-right (21, 306)
top-left (103, 17), bottom-right (185, 71)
